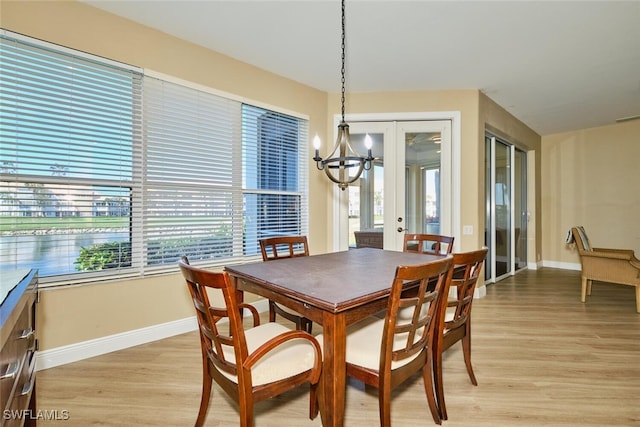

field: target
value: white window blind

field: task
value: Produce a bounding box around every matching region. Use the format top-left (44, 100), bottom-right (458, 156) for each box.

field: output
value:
top-left (143, 76), bottom-right (242, 268)
top-left (143, 79), bottom-right (309, 267)
top-left (0, 32), bottom-right (142, 281)
top-left (242, 105), bottom-right (308, 256)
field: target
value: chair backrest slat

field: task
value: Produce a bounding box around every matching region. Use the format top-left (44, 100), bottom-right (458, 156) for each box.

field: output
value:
top-left (260, 236), bottom-right (309, 261)
top-left (403, 233), bottom-right (454, 255)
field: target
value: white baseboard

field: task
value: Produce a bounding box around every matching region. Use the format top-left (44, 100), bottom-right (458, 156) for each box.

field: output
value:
top-left (528, 261), bottom-right (541, 270)
top-left (36, 317), bottom-right (197, 371)
top-left (542, 260), bottom-right (581, 271)
top-left (36, 299), bottom-right (270, 371)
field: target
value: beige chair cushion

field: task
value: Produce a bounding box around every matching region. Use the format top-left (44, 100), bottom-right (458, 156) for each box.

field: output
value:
top-left (318, 316), bottom-right (423, 371)
top-left (220, 322), bottom-right (319, 386)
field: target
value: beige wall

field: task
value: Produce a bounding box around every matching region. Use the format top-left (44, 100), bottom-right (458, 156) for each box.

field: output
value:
top-left (4, 0), bottom-right (542, 352)
top-left (542, 120), bottom-right (640, 265)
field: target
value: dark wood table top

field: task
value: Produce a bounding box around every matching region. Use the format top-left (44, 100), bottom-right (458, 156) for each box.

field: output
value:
top-left (225, 248), bottom-right (443, 313)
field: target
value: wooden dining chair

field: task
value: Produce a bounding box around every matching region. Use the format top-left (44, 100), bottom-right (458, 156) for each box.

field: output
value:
top-left (433, 247), bottom-right (488, 421)
top-left (403, 233), bottom-right (455, 255)
top-left (178, 257), bottom-right (322, 427)
top-left (259, 236), bottom-right (314, 333)
top-left (320, 256), bottom-right (453, 426)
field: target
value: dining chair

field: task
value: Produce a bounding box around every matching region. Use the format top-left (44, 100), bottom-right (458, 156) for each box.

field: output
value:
top-left (403, 233), bottom-right (455, 255)
top-left (354, 229), bottom-right (384, 249)
top-left (319, 255), bottom-right (453, 426)
top-left (178, 257), bottom-right (322, 427)
top-left (259, 236), bottom-right (314, 333)
top-left (433, 247), bottom-right (488, 421)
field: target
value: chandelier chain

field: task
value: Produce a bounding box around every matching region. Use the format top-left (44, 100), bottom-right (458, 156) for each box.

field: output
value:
top-left (340, 0), bottom-right (346, 122)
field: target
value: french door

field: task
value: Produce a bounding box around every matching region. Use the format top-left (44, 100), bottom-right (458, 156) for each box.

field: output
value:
top-left (336, 120), bottom-right (452, 251)
top-left (484, 134), bottom-right (528, 282)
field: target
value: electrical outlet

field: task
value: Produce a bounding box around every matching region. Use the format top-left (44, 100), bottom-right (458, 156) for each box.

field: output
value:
top-left (462, 225), bottom-right (473, 235)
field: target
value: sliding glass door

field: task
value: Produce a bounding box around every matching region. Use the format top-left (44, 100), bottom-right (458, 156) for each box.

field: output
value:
top-left (485, 134), bottom-right (527, 282)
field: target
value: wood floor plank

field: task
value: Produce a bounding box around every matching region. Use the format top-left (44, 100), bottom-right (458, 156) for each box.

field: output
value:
top-left (35, 268), bottom-right (640, 426)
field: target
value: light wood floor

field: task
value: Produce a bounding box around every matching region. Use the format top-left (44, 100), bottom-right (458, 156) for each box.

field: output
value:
top-left (36, 268), bottom-right (640, 426)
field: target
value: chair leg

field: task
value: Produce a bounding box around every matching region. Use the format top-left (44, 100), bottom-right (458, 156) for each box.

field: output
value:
top-left (309, 383), bottom-right (319, 420)
top-left (461, 331), bottom-right (477, 386)
top-left (433, 343), bottom-right (446, 421)
top-left (195, 371), bottom-right (212, 427)
top-left (635, 286), bottom-right (640, 314)
top-left (239, 393), bottom-right (255, 427)
top-left (378, 384), bottom-right (393, 427)
top-left (423, 353), bottom-right (443, 425)
top-left (304, 319), bottom-right (313, 335)
top-left (580, 277), bottom-right (588, 303)
top-left (268, 300), bottom-right (277, 323)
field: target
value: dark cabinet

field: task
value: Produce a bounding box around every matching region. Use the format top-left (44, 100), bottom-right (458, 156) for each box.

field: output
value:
top-left (1, 270), bottom-right (38, 427)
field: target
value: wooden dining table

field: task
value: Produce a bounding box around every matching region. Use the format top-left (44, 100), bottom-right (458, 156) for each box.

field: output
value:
top-left (225, 247), bottom-right (443, 427)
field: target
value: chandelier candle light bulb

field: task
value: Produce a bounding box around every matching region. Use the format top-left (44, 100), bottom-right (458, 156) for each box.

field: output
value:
top-left (365, 133), bottom-right (373, 154)
top-left (313, 134), bottom-right (322, 159)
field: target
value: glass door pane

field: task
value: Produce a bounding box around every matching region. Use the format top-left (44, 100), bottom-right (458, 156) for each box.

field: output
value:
top-left (345, 124), bottom-right (388, 250)
top-left (395, 121), bottom-right (451, 251)
top-left (337, 122), bottom-right (393, 250)
top-left (405, 133), bottom-right (441, 234)
top-left (494, 140), bottom-right (512, 278)
top-left (485, 135), bottom-right (493, 280)
top-left (514, 148), bottom-right (527, 270)
top-left (485, 134), bottom-right (526, 282)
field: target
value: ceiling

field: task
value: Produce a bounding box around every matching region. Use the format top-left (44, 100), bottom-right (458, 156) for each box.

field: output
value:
top-left (83, 0), bottom-right (640, 136)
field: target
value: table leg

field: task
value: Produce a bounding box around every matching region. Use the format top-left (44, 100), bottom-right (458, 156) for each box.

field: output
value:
top-left (319, 311), bottom-right (346, 427)
top-left (229, 276), bottom-right (244, 333)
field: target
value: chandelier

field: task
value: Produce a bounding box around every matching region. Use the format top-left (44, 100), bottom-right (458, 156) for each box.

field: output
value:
top-left (312, 0), bottom-right (373, 191)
